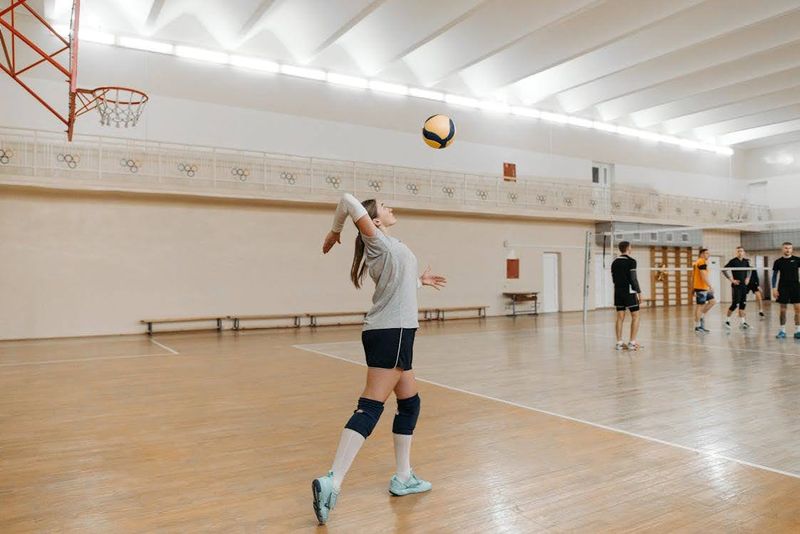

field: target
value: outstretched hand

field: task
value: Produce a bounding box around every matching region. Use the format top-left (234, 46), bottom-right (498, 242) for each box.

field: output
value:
top-left (322, 231), bottom-right (341, 254)
top-left (420, 265), bottom-right (447, 290)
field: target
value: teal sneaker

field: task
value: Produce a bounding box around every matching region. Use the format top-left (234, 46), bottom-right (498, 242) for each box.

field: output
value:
top-left (794, 331), bottom-right (800, 340)
top-left (776, 331), bottom-right (787, 339)
top-left (389, 471), bottom-right (432, 496)
top-left (312, 472), bottom-right (339, 525)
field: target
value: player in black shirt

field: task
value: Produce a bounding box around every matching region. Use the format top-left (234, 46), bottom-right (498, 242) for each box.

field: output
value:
top-left (723, 246), bottom-right (751, 330)
top-left (771, 242), bottom-right (800, 339)
top-left (611, 241), bottom-right (642, 350)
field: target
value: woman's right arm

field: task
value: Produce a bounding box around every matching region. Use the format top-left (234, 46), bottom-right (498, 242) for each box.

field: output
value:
top-left (323, 193), bottom-right (377, 253)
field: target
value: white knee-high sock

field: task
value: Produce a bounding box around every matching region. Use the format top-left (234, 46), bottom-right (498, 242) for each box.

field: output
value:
top-left (393, 434), bottom-right (413, 482)
top-left (330, 428), bottom-right (365, 491)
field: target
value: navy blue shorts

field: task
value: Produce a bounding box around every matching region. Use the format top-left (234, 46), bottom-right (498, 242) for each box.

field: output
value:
top-left (361, 328), bottom-right (416, 370)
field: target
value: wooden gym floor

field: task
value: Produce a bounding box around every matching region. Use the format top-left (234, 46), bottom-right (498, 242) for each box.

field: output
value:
top-left (1, 307), bottom-right (799, 532)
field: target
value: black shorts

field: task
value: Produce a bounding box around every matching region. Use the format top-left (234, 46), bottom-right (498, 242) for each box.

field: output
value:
top-left (614, 292), bottom-right (639, 312)
top-left (776, 285), bottom-right (800, 304)
top-left (361, 328), bottom-right (416, 370)
top-left (747, 281), bottom-right (761, 294)
top-left (729, 284), bottom-right (747, 310)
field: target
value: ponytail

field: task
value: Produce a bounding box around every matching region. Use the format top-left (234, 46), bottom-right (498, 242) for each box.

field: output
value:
top-left (349, 198), bottom-right (377, 288)
top-left (351, 234), bottom-right (368, 288)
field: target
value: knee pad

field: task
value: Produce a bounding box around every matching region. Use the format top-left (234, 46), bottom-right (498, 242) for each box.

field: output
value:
top-left (392, 394), bottom-right (421, 435)
top-left (344, 397), bottom-right (384, 439)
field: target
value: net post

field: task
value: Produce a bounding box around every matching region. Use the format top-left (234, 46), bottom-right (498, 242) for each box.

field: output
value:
top-left (583, 230), bottom-right (593, 323)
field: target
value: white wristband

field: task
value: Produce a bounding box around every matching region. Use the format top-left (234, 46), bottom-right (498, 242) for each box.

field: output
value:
top-left (331, 193), bottom-right (368, 233)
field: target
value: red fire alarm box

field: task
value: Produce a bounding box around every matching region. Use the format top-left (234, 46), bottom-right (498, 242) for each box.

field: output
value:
top-left (503, 162), bottom-right (516, 181)
top-left (506, 258), bottom-right (519, 279)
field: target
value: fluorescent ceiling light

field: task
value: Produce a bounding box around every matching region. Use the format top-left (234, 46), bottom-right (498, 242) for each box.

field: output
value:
top-left (369, 80), bottom-right (408, 95)
top-left (281, 64), bottom-right (326, 80)
top-left (53, 24), bottom-right (114, 45)
top-left (540, 111), bottom-right (569, 124)
top-left (445, 94), bottom-right (479, 108)
top-left (81, 28), bottom-right (115, 45)
top-left (636, 130), bottom-right (662, 142)
top-left (567, 116), bottom-right (593, 128)
top-left (409, 88), bottom-right (444, 101)
top-left (175, 46), bottom-right (228, 64)
top-left (327, 72), bottom-right (368, 88)
top-left (661, 135), bottom-right (683, 146)
top-left (510, 106), bottom-right (541, 118)
top-left (230, 55), bottom-right (279, 72)
top-left (593, 122), bottom-right (618, 134)
top-left (616, 126), bottom-right (640, 138)
top-left (118, 36), bottom-right (173, 54)
top-left (679, 139), bottom-right (701, 150)
top-left (479, 101), bottom-right (510, 113)
top-left (715, 146), bottom-right (734, 156)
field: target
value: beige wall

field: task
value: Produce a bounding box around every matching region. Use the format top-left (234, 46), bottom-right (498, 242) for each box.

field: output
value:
top-left (1, 186), bottom-right (593, 339)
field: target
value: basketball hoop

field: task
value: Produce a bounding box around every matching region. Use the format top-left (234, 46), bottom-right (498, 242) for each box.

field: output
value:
top-left (0, 1), bottom-right (148, 140)
top-left (91, 87), bottom-right (149, 128)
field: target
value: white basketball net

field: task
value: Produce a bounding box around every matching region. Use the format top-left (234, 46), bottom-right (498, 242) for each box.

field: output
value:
top-left (93, 87), bottom-right (148, 129)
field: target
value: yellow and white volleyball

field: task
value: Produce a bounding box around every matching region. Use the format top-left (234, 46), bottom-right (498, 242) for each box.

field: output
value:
top-left (422, 114), bottom-right (455, 149)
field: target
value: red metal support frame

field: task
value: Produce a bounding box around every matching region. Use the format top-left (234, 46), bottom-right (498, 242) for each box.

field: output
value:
top-left (0, 0), bottom-right (78, 136)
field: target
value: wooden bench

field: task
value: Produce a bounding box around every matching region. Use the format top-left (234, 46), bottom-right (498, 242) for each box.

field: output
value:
top-left (141, 316), bottom-right (224, 335)
top-left (306, 311), bottom-right (368, 327)
top-left (503, 292), bottom-right (538, 316)
top-left (228, 314), bottom-right (302, 330)
top-left (419, 307), bottom-right (439, 321)
top-left (435, 306), bottom-right (488, 321)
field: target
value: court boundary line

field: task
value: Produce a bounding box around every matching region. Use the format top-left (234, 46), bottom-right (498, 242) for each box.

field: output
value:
top-left (293, 343), bottom-right (800, 480)
top-left (150, 338), bottom-right (179, 354)
top-left (0, 351), bottom-right (175, 367)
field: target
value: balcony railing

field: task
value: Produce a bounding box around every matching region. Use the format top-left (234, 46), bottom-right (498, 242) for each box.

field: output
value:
top-left (0, 128), bottom-right (770, 225)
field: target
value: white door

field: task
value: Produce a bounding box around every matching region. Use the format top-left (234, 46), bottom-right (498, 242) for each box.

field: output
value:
top-left (594, 255), bottom-right (613, 308)
top-left (542, 253), bottom-right (560, 313)
top-left (708, 256), bottom-right (722, 298)
top-left (592, 162), bottom-right (613, 188)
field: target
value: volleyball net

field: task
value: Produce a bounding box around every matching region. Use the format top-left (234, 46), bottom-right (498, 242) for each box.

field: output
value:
top-left (582, 218), bottom-right (800, 318)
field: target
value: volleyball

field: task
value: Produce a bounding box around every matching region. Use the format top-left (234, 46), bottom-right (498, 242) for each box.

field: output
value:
top-left (422, 114), bottom-right (455, 149)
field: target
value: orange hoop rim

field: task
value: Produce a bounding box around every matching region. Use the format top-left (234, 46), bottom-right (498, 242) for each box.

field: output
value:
top-left (88, 86), bottom-right (149, 105)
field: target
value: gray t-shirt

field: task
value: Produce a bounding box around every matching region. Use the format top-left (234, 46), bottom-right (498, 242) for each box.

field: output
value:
top-left (361, 231), bottom-right (419, 331)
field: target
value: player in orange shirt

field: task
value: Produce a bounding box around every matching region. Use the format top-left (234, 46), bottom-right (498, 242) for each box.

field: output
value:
top-left (693, 248), bottom-right (716, 333)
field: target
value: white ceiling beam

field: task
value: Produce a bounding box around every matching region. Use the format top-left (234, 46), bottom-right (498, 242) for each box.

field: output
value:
top-left (396, 0), bottom-right (598, 88)
top-left (512, 0), bottom-right (800, 105)
top-left (737, 130), bottom-right (800, 149)
top-left (369, 0), bottom-right (492, 78)
top-left (304, 0), bottom-right (388, 60)
top-left (602, 41), bottom-right (800, 123)
top-left (665, 87), bottom-right (800, 134)
top-left (145, 0), bottom-right (168, 28)
top-left (446, 0), bottom-right (700, 97)
top-left (697, 105), bottom-right (800, 140)
top-left (720, 118), bottom-right (800, 145)
top-left (240, 0), bottom-right (283, 37)
top-left (558, 8), bottom-right (800, 113)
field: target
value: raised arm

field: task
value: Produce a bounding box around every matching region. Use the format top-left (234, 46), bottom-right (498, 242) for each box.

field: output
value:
top-left (324, 193), bottom-right (377, 253)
